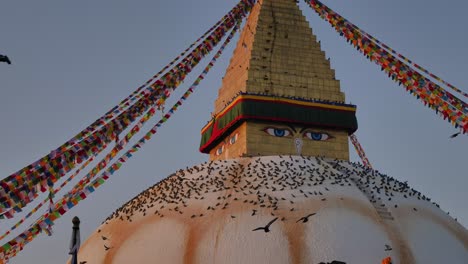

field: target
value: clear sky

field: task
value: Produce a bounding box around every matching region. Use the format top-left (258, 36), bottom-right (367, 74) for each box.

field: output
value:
top-left (0, 0), bottom-right (467, 263)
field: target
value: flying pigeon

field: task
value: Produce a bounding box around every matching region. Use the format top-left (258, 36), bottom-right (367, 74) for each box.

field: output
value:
top-left (449, 132), bottom-right (461, 138)
top-left (252, 217), bottom-right (278, 233)
top-left (0, 55), bottom-right (11, 64)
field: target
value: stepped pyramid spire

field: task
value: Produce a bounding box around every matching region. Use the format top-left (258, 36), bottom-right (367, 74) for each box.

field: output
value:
top-left (200, 0), bottom-right (357, 160)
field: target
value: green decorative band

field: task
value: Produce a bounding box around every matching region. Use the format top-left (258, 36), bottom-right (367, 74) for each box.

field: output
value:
top-left (200, 94), bottom-right (358, 153)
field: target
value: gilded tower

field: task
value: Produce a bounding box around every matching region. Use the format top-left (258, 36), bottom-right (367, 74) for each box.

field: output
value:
top-left (200, 0), bottom-right (357, 160)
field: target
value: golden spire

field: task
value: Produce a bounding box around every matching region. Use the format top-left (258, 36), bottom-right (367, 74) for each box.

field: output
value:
top-left (200, 0), bottom-right (357, 160)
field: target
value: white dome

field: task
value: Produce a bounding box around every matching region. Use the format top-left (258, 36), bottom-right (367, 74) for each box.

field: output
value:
top-left (76, 156), bottom-right (468, 263)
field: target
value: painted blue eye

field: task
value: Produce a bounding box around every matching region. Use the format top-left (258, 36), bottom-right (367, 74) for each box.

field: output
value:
top-left (311, 133), bottom-right (322, 140)
top-left (303, 132), bottom-right (332, 141)
top-left (215, 145), bottom-right (224, 156)
top-left (274, 129), bottom-right (285, 137)
top-left (229, 133), bottom-right (239, 145)
top-left (264, 128), bottom-right (292, 137)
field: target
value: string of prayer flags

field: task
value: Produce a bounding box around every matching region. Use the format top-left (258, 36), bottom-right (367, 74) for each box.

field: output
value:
top-left (0, 155), bottom-right (98, 241)
top-left (63, 106), bottom-right (158, 201)
top-left (305, 0), bottom-right (468, 115)
top-left (304, 0), bottom-right (467, 133)
top-left (350, 134), bottom-right (372, 169)
top-left (338, 18), bottom-right (468, 99)
top-left (60, 18), bottom-right (241, 208)
top-left (60, 7), bottom-right (247, 203)
top-left (0, 0), bottom-right (256, 217)
top-left (0, 3), bottom-right (249, 260)
top-left (72, 2), bottom-right (240, 135)
top-left (0, 119), bottom-right (116, 214)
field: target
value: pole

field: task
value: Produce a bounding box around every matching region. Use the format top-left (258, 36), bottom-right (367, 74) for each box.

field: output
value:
top-left (70, 216), bottom-right (80, 264)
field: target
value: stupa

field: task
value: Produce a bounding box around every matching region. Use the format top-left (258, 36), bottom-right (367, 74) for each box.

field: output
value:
top-left (76, 0), bottom-right (468, 263)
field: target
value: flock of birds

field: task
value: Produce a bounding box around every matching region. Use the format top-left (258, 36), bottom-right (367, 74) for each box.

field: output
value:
top-left (89, 155), bottom-right (453, 263)
top-left (105, 155), bottom-right (357, 224)
top-left (331, 161), bottom-right (442, 212)
top-left (105, 155), bottom-right (442, 224)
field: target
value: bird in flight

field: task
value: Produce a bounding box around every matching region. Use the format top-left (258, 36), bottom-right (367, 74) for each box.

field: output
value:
top-left (101, 235), bottom-right (108, 240)
top-left (0, 55), bottom-right (11, 65)
top-left (450, 132), bottom-right (461, 138)
top-left (104, 245), bottom-right (112, 251)
top-left (296, 213), bottom-right (316, 223)
top-left (384, 244), bottom-right (393, 251)
top-left (252, 217), bottom-right (278, 232)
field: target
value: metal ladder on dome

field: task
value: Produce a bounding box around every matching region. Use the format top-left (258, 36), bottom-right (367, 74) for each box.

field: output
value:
top-left (340, 164), bottom-right (414, 262)
top-left (348, 135), bottom-right (395, 221)
top-left (352, 177), bottom-right (395, 221)
top-left (338, 133), bottom-right (415, 261)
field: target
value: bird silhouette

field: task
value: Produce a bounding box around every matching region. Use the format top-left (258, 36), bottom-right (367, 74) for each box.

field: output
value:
top-left (384, 244), bottom-right (393, 251)
top-left (104, 245), bottom-right (111, 251)
top-left (101, 235), bottom-right (108, 240)
top-left (450, 132), bottom-right (461, 138)
top-left (296, 213), bottom-right (316, 223)
top-left (252, 217), bottom-right (278, 232)
top-left (0, 55), bottom-right (11, 64)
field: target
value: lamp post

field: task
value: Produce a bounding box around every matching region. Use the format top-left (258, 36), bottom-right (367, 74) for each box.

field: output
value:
top-left (69, 216), bottom-right (80, 264)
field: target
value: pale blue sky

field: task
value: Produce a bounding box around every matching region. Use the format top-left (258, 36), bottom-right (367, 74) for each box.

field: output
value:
top-left (0, 0), bottom-right (467, 263)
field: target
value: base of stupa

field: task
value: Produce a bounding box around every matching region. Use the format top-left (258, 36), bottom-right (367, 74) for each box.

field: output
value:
top-left (75, 156), bottom-right (468, 264)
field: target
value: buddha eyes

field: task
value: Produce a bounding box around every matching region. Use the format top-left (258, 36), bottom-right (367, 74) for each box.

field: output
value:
top-left (263, 127), bottom-right (292, 137)
top-left (303, 132), bottom-right (332, 141)
top-left (215, 145), bottom-right (224, 156)
top-left (229, 133), bottom-right (239, 145)
top-left (263, 127), bottom-right (332, 141)
top-left (215, 133), bottom-right (239, 156)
